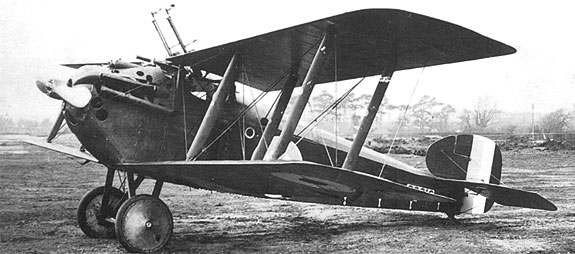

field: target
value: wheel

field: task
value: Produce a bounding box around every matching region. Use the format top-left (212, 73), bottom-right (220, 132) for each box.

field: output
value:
top-left (77, 186), bottom-right (126, 238)
top-left (115, 194), bottom-right (173, 253)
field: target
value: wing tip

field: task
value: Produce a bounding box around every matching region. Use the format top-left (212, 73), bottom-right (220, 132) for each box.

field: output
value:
top-left (539, 198), bottom-right (558, 211)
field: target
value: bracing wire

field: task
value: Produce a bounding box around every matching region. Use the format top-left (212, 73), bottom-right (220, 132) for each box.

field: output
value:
top-left (295, 77), bottom-right (365, 142)
top-left (379, 67), bottom-right (426, 177)
top-left (334, 33), bottom-right (339, 166)
top-left (264, 88), bottom-right (284, 120)
top-left (189, 39), bottom-right (321, 160)
top-left (302, 101), bottom-right (335, 167)
top-left (189, 65), bottom-right (293, 161)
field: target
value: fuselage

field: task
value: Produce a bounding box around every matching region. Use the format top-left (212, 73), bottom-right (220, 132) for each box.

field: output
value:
top-left (61, 61), bottom-right (466, 215)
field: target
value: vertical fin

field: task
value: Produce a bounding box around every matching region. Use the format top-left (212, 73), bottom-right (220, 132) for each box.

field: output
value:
top-left (426, 134), bottom-right (502, 214)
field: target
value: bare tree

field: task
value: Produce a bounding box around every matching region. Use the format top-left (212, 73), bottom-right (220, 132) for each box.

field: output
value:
top-left (539, 109), bottom-right (572, 133)
top-left (459, 96), bottom-right (500, 132)
top-left (473, 96), bottom-right (499, 128)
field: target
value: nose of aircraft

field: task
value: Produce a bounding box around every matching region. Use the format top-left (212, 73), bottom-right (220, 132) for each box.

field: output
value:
top-left (36, 79), bottom-right (93, 108)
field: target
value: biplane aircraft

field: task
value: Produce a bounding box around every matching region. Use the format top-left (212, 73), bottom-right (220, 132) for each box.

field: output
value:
top-left (28, 8), bottom-right (557, 253)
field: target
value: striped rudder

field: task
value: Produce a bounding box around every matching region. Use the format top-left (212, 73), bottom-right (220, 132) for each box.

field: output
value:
top-left (426, 135), bottom-right (502, 214)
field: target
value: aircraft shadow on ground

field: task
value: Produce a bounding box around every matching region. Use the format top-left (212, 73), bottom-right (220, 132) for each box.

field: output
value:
top-left (165, 212), bottom-right (519, 252)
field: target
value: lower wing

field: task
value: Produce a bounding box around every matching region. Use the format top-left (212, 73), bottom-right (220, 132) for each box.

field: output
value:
top-left (23, 136), bottom-right (98, 162)
top-left (119, 160), bottom-right (455, 207)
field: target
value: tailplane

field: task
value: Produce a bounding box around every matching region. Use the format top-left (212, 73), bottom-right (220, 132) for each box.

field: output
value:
top-left (426, 134), bottom-right (556, 212)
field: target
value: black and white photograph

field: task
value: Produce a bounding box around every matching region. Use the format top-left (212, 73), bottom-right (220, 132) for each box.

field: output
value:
top-left (1, 1), bottom-right (574, 253)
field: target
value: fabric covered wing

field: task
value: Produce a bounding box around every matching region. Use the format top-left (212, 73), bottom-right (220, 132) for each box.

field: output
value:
top-left (168, 9), bottom-right (516, 91)
top-left (438, 178), bottom-right (557, 211)
top-left (23, 136), bottom-right (98, 162)
top-left (119, 160), bottom-right (455, 207)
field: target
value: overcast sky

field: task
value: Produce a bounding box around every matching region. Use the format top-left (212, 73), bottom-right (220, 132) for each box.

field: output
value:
top-left (1, 0), bottom-right (574, 121)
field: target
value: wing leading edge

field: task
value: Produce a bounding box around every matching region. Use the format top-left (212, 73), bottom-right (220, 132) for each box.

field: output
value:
top-left (119, 160), bottom-right (455, 207)
top-left (169, 9), bottom-right (516, 91)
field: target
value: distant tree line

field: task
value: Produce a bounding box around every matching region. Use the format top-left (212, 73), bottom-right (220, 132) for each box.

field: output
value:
top-left (308, 90), bottom-right (575, 137)
top-left (0, 116), bottom-right (53, 135)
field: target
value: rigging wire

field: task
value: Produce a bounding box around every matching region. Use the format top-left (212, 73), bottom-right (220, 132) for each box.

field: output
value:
top-left (294, 77), bottom-right (365, 142)
top-left (189, 67), bottom-right (292, 160)
top-left (264, 88), bottom-right (284, 120)
top-left (378, 67), bottom-right (426, 178)
top-left (334, 33), bottom-right (339, 166)
top-left (369, 67), bottom-right (504, 184)
top-left (302, 101), bottom-right (335, 167)
top-left (244, 64), bottom-right (268, 143)
top-left (188, 39), bottom-right (321, 160)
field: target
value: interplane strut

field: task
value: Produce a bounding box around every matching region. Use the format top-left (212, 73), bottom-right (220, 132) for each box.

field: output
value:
top-left (342, 56), bottom-right (397, 170)
top-left (251, 73), bottom-right (299, 160)
top-left (266, 30), bottom-right (334, 160)
top-left (186, 54), bottom-right (241, 161)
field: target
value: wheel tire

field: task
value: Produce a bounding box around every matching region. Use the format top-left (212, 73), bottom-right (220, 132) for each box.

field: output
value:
top-left (77, 186), bottom-right (125, 238)
top-left (115, 194), bottom-right (173, 253)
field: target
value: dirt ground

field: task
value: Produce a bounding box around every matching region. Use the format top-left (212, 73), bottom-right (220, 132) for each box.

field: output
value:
top-left (1, 134), bottom-right (574, 253)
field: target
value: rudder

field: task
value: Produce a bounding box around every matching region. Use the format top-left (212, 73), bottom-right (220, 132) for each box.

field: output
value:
top-left (426, 135), bottom-right (502, 214)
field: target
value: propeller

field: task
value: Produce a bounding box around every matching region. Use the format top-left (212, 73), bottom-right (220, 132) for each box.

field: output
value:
top-left (47, 108), bottom-right (65, 143)
top-left (36, 79), bottom-right (92, 108)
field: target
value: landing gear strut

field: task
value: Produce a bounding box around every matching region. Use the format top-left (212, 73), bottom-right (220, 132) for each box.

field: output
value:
top-left (76, 168), bottom-right (173, 252)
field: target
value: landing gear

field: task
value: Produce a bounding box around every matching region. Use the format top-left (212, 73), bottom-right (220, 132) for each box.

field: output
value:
top-left (115, 194), bottom-right (173, 253)
top-left (77, 168), bottom-right (172, 252)
top-left (77, 186), bottom-right (125, 238)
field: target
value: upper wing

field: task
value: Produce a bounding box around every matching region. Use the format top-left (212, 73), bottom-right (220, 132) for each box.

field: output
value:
top-left (438, 178), bottom-right (557, 211)
top-left (168, 9), bottom-right (516, 91)
top-left (119, 160), bottom-right (455, 207)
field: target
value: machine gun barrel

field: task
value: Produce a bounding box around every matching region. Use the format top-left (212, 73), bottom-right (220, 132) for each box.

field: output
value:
top-left (151, 11), bottom-right (173, 56)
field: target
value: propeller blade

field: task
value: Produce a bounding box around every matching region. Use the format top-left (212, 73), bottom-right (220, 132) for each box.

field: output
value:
top-left (36, 80), bottom-right (62, 100)
top-left (47, 109), bottom-right (65, 143)
top-left (36, 79), bottom-right (92, 108)
top-left (53, 84), bottom-right (92, 108)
